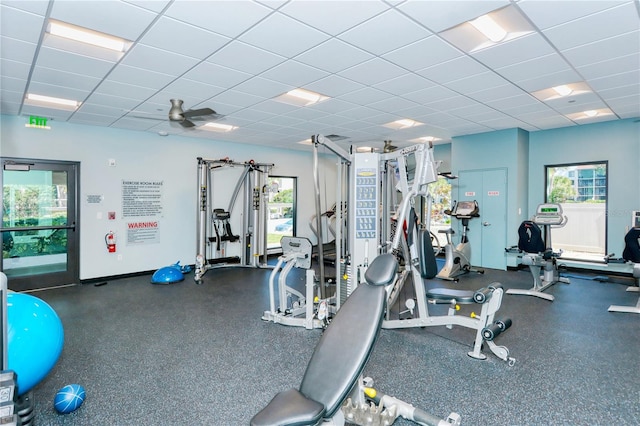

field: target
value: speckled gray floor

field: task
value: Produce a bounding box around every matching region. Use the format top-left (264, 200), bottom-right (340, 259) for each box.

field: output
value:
top-left (21, 261), bottom-right (640, 425)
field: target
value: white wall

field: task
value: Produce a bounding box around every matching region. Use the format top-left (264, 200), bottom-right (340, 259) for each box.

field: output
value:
top-left (1, 114), bottom-right (337, 280)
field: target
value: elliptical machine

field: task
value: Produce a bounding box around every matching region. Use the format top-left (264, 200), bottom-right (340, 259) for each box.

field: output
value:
top-left (436, 200), bottom-right (484, 281)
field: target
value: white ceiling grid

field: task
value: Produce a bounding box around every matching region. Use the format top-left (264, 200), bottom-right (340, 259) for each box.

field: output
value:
top-left (0, 0), bottom-right (638, 151)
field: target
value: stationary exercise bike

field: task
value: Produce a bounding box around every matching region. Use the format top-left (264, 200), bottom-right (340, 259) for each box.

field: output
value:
top-left (506, 203), bottom-right (570, 302)
top-left (436, 200), bottom-right (484, 281)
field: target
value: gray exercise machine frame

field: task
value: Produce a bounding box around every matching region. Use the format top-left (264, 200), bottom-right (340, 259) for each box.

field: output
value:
top-left (378, 145), bottom-right (515, 365)
top-left (194, 157), bottom-right (273, 283)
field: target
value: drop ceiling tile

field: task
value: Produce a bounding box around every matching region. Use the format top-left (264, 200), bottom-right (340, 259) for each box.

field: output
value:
top-left (139, 17), bottom-right (231, 59)
top-left (338, 87), bottom-right (395, 105)
top-left (367, 97), bottom-right (420, 114)
top-left (295, 38), bottom-right (373, 73)
top-left (70, 112), bottom-right (120, 126)
top-left (0, 36), bottom-right (37, 64)
top-left (76, 102), bottom-right (126, 118)
top-left (0, 4), bottom-right (45, 44)
top-left (467, 84), bottom-right (527, 103)
top-left (426, 95), bottom-right (480, 111)
top-left (1, 0), bottom-right (49, 16)
top-left (577, 53), bottom-right (640, 80)
top-left (472, 34), bottom-right (556, 70)
top-left (230, 108), bottom-right (277, 122)
top-left (123, 1), bottom-right (172, 14)
top-left (209, 87), bottom-right (264, 110)
top-left (94, 79), bottom-right (157, 100)
top-left (159, 78), bottom-right (226, 101)
top-left (338, 9), bottom-right (431, 55)
top-left (599, 84), bottom-right (640, 102)
top-left (249, 99), bottom-right (300, 115)
top-left (305, 75), bottom-right (365, 98)
top-left (110, 117), bottom-right (160, 131)
top-left (259, 60), bottom-right (329, 87)
top-left (35, 46), bottom-right (115, 78)
top-left (122, 44), bottom-right (199, 77)
top-left (31, 66), bottom-right (101, 92)
top-left (184, 61), bottom-right (253, 89)
top-left (372, 73), bottom-right (435, 96)
top-left (338, 58), bottom-right (407, 86)
top-left (206, 41), bottom-right (286, 75)
top-left (496, 53), bottom-right (571, 83)
top-left (517, 69), bottom-right (584, 92)
top-left (49, 0), bottom-right (157, 41)
top-left (542, 2), bottom-right (640, 51)
top-left (239, 13), bottom-right (329, 57)
top-left (279, 1), bottom-right (390, 36)
top-left (258, 114), bottom-right (307, 128)
top-left (281, 107), bottom-right (330, 121)
top-left (445, 72), bottom-right (510, 94)
top-left (417, 56), bottom-right (488, 84)
top-left (83, 93), bottom-right (144, 112)
top-left (106, 64), bottom-right (174, 90)
top-left (232, 77), bottom-right (295, 99)
top-left (397, 0), bottom-right (509, 32)
top-left (484, 94), bottom-right (547, 111)
top-left (0, 58), bottom-right (31, 80)
top-left (562, 30), bottom-right (640, 67)
top-left (402, 85), bottom-right (458, 104)
top-left (165, 1), bottom-right (271, 38)
top-left (517, 0), bottom-right (631, 30)
top-left (383, 36), bottom-right (462, 71)
top-left (588, 70), bottom-right (640, 91)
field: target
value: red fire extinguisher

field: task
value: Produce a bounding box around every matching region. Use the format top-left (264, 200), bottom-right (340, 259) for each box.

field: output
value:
top-left (105, 231), bottom-right (116, 253)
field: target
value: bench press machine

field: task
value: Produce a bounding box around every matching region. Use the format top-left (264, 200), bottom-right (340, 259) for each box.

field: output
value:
top-left (252, 254), bottom-right (461, 426)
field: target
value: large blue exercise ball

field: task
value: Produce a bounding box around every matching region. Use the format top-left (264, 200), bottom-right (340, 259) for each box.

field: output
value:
top-left (7, 292), bottom-right (64, 396)
top-left (54, 384), bottom-right (86, 414)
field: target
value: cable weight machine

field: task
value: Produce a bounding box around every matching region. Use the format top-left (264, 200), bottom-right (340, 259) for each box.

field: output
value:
top-left (195, 157), bottom-right (274, 283)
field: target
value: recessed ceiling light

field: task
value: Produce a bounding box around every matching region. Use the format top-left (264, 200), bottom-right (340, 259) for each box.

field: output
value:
top-left (411, 136), bottom-right (441, 143)
top-left (439, 5), bottom-right (533, 52)
top-left (47, 19), bottom-right (130, 52)
top-left (356, 146), bottom-right (374, 153)
top-left (469, 15), bottom-right (507, 43)
top-left (297, 138), bottom-right (313, 145)
top-left (383, 119), bottom-right (423, 130)
top-left (565, 108), bottom-right (614, 120)
top-left (275, 88), bottom-right (329, 107)
top-left (25, 93), bottom-right (81, 109)
top-left (531, 82), bottom-right (591, 101)
top-left (201, 122), bottom-right (238, 132)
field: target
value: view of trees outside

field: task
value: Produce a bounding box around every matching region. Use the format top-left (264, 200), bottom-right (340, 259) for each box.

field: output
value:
top-left (546, 162), bottom-right (607, 259)
top-left (267, 177), bottom-right (295, 249)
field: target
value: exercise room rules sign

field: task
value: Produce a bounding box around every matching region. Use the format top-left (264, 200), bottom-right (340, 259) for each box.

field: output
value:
top-left (122, 180), bottom-right (163, 245)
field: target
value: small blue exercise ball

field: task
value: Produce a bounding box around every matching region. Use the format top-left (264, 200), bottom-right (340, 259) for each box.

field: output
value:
top-left (7, 292), bottom-right (64, 396)
top-left (54, 384), bottom-right (86, 414)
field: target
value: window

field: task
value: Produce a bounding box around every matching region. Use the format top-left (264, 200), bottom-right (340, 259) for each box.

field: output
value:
top-left (427, 177), bottom-right (453, 250)
top-left (545, 162), bottom-right (608, 261)
top-left (267, 176), bottom-right (296, 252)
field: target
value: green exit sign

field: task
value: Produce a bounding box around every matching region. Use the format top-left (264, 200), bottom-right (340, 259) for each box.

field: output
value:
top-left (26, 115), bottom-right (50, 129)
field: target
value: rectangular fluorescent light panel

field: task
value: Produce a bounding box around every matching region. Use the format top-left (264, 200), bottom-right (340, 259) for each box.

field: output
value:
top-left (26, 93), bottom-right (81, 109)
top-left (469, 15), bottom-right (507, 42)
top-left (48, 20), bottom-right (129, 52)
top-left (531, 82), bottom-right (591, 101)
top-left (565, 108), bottom-right (614, 120)
top-left (383, 119), bottom-right (423, 130)
top-left (275, 88), bottom-right (329, 107)
top-left (201, 122), bottom-right (238, 132)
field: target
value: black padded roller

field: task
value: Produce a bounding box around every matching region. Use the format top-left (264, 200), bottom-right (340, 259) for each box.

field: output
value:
top-left (473, 286), bottom-right (492, 304)
top-left (482, 318), bottom-right (512, 341)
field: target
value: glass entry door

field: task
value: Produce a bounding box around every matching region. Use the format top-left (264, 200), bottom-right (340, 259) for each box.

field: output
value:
top-left (1, 158), bottom-right (79, 291)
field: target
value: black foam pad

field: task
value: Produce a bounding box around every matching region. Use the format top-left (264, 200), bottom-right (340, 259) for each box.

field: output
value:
top-left (623, 228), bottom-right (640, 263)
top-left (518, 221), bottom-right (545, 254)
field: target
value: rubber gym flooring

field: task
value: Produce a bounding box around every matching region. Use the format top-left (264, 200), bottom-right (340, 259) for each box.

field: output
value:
top-left (26, 260), bottom-right (640, 425)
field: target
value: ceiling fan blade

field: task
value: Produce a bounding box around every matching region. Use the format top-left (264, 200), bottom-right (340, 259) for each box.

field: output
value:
top-left (179, 119), bottom-right (196, 128)
top-left (182, 107), bottom-right (216, 118)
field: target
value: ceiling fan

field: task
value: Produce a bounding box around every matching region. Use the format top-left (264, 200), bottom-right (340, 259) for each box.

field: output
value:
top-left (168, 99), bottom-right (223, 128)
top-left (128, 99), bottom-right (224, 129)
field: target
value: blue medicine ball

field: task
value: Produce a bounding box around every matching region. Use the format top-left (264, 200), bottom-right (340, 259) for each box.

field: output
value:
top-left (7, 292), bottom-right (64, 396)
top-left (54, 384), bottom-right (86, 414)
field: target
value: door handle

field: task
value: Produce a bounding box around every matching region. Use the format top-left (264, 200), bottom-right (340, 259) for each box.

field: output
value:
top-left (483, 222), bottom-right (491, 226)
